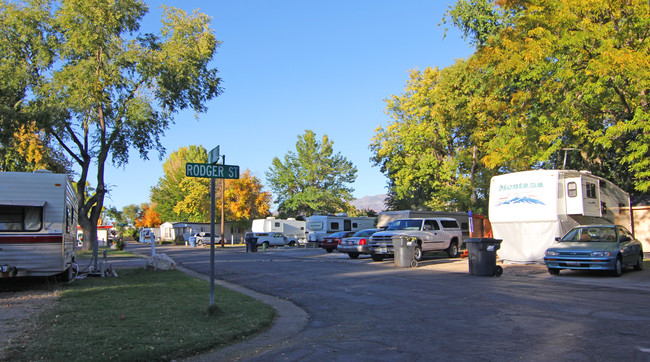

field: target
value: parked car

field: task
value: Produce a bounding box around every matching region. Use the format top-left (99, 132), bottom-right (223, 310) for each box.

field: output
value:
top-left (320, 231), bottom-right (356, 253)
top-left (337, 228), bottom-right (381, 259)
top-left (193, 232), bottom-right (220, 246)
top-left (250, 232), bottom-right (298, 248)
top-left (544, 224), bottom-right (644, 277)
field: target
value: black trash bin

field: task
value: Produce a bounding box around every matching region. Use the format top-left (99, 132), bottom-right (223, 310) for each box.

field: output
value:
top-left (465, 238), bottom-right (503, 276)
top-left (245, 235), bottom-right (258, 253)
top-left (393, 235), bottom-right (417, 268)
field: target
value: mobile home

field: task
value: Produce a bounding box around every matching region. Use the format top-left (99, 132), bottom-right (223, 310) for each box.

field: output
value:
top-left (0, 171), bottom-right (78, 280)
top-left (252, 217), bottom-right (306, 243)
top-left (488, 170), bottom-right (631, 262)
top-left (306, 214), bottom-right (376, 242)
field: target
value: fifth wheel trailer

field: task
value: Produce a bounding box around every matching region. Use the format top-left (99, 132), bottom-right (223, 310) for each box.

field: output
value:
top-left (0, 171), bottom-right (78, 280)
top-left (488, 170), bottom-right (632, 262)
top-left (251, 217), bottom-right (307, 243)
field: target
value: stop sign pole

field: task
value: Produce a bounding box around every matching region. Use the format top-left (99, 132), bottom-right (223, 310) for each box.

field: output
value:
top-left (186, 146), bottom-right (240, 307)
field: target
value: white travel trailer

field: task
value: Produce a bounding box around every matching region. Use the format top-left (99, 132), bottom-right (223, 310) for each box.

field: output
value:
top-left (306, 214), bottom-right (376, 242)
top-left (0, 171), bottom-right (78, 280)
top-left (251, 217), bottom-right (307, 243)
top-left (489, 170), bottom-right (631, 262)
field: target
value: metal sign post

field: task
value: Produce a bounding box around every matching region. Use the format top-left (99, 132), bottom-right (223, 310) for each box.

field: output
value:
top-left (185, 147), bottom-right (240, 307)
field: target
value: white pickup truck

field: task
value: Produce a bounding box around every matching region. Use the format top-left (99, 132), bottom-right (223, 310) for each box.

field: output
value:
top-left (368, 218), bottom-right (463, 262)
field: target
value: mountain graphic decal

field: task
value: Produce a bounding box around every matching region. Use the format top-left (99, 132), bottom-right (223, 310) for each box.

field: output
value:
top-left (496, 196), bottom-right (545, 206)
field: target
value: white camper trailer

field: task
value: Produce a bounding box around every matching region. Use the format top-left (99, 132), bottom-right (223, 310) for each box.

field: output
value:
top-left (251, 217), bottom-right (307, 243)
top-left (306, 214), bottom-right (376, 242)
top-left (0, 171), bottom-right (78, 280)
top-left (488, 170), bottom-right (631, 262)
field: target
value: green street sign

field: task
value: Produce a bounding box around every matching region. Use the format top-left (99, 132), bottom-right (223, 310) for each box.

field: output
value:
top-left (186, 163), bottom-right (240, 179)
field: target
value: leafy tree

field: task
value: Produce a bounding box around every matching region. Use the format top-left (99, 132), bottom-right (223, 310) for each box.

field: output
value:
top-left (135, 203), bottom-right (161, 228)
top-left (1, 121), bottom-right (71, 173)
top-left (151, 145), bottom-right (208, 222)
top-left (152, 145), bottom-right (271, 225)
top-left (1, 0), bottom-right (222, 251)
top-left (470, 0), bottom-right (650, 192)
top-left (122, 204), bottom-right (141, 226)
top-left (266, 130), bottom-right (357, 217)
top-left (441, 0), bottom-right (515, 48)
top-left (224, 170), bottom-right (272, 234)
top-left (371, 62), bottom-right (495, 214)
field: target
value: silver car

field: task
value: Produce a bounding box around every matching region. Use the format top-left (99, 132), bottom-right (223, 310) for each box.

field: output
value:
top-left (337, 229), bottom-right (380, 259)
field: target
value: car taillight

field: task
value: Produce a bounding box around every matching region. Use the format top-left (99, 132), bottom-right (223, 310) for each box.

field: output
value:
top-left (359, 238), bottom-right (366, 245)
top-left (337, 239), bottom-right (342, 245)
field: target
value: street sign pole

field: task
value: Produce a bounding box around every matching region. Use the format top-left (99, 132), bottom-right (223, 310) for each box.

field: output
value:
top-left (210, 176), bottom-right (215, 306)
top-left (184, 148), bottom-right (240, 308)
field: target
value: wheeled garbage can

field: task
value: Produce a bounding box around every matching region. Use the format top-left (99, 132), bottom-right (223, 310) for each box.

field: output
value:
top-left (393, 235), bottom-right (417, 268)
top-left (245, 235), bottom-right (258, 253)
top-left (465, 238), bottom-right (503, 276)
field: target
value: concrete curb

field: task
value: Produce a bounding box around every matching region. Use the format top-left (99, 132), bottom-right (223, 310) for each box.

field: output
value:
top-left (175, 265), bottom-right (309, 361)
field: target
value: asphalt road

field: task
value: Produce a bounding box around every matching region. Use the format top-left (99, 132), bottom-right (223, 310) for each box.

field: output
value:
top-left (129, 243), bottom-right (650, 361)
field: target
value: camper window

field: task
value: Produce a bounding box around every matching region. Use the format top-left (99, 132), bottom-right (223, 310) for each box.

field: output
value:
top-left (586, 182), bottom-right (597, 198)
top-left (0, 205), bottom-right (43, 232)
top-left (567, 182), bottom-right (578, 197)
top-left (331, 222), bottom-right (340, 230)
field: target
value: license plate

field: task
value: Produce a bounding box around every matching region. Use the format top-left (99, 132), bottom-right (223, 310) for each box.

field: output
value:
top-left (380, 248), bottom-right (387, 253)
top-left (567, 262), bottom-right (580, 266)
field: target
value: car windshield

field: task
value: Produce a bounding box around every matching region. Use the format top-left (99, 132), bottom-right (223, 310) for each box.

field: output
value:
top-left (387, 219), bottom-right (422, 231)
top-left (562, 227), bottom-right (617, 243)
top-left (329, 232), bottom-right (348, 238)
top-left (353, 229), bottom-right (376, 237)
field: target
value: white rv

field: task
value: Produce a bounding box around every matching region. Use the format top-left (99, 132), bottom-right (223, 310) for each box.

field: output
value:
top-left (251, 217), bottom-right (306, 243)
top-left (306, 214), bottom-right (376, 242)
top-left (0, 171), bottom-right (78, 280)
top-left (488, 170), bottom-right (631, 262)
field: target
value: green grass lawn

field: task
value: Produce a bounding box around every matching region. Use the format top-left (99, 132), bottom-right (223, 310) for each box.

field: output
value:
top-left (4, 269), bottom-right (276, 361)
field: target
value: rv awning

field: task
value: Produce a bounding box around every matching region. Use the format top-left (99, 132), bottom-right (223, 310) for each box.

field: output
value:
top-left (0, 200), bottom-right (47, 207)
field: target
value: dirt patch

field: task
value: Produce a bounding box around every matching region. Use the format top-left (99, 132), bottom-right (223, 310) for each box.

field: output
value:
top-left (0, 289), bottom-right (60, 359)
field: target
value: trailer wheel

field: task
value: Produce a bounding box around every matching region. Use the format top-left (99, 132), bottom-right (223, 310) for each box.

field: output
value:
top-left (60, 263), bottom-right (78, 282)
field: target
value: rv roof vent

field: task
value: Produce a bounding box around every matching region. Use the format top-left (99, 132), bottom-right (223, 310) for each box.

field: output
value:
top-left (335, 213), bottom-right (349, 217)
top-left (266, 217), bottom-right (276, 219)
top-left (33, 169), bottom-right (53, 174)
top-left (580, 170), bottom-right (592, 174)
top-left (287, 218), bottom-right (296, 220)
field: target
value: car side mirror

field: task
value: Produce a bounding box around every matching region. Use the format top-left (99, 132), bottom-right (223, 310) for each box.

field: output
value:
top-left (620, 236), bottom-right (631, 242)
top-left (555, 237), bottom-right (560, 241)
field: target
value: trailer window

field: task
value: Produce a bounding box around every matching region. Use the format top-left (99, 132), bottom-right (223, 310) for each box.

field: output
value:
top-left (330, 222), bottom-right (340, 230)
top-left (567, 182), bottom-right (578, 197)
top-left (0, 205), bottom-right (43, 232)
top-left (586, 182), bottom-right (597, 199)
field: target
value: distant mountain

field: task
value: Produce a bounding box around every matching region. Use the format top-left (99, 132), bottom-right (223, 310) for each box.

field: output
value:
top-left (351, 194), bottom-right (387, 213)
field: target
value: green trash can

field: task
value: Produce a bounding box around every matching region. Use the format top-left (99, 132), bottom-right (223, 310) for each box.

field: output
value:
top-left (393, 235), bottom-right (418, 268)
top-left (465, 238), bottom-right (503, 276)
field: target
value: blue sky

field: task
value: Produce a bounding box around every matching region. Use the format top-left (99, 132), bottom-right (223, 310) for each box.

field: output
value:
top-left (100, 1), bottom-right (474, 210)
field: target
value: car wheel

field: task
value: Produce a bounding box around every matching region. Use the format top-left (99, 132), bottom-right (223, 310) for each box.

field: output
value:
top-left (288, 240), bottom-right (296, 247)
top-left (548, 268), bottom-right (560, 275)
top-left (447, 241), bottom-right (459, 258)
top-left (611, 257), bottom-right (623, 277)
top-left (413, 245), bottom-right (423, 261)
top-left (371, 253), bottom-right (384, 262)
top-left (348, 252), bottom-right (360, 259)
top-left (326, 248), bottom-right (334, 253)
top-left (262, 241), bottom-right (270, 249)
top-left (633, 254), bottom-right (643, 271)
